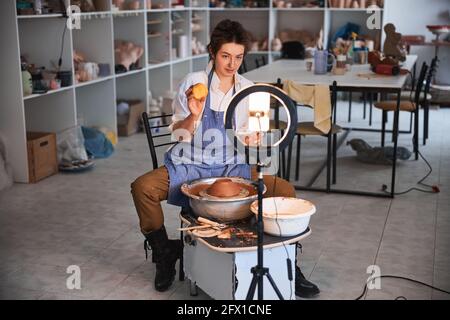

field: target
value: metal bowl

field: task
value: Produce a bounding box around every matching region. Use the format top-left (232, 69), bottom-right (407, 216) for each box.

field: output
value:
top-left (181, 177), bottom-right (266, 222)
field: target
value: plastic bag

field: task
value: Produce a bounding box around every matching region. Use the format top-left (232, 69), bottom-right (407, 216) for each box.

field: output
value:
top-left (347, 138), bottom-right (411, 165)
top-left (81, 126), bottom-right (114, 159)
top-left (0, 133), bottom-right (13, 191)
top-left (57, 125), bottom-right (88, 163)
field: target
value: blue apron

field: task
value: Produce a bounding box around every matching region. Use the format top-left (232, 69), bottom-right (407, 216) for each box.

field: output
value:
top-left (164, 70), bottom-right (251, 208)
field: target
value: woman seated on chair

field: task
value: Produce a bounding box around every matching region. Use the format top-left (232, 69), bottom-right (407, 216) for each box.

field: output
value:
top-left (131, 19), bottom-right (319, 298)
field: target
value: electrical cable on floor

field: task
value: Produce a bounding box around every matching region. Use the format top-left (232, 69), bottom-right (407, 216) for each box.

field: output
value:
top-left (272, 167), bottom-right (293, 300)
top-left (355, 274), bottom-right (450, 300)
top-left (381, 140), bottom-right (440, 195)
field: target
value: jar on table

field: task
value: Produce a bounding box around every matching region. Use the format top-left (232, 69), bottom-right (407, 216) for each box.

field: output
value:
top-left (336, 54), bottom-right (347, 69)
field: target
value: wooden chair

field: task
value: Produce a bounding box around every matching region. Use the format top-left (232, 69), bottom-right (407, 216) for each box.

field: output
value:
top-left (287, 81), bottom-right (341, 185)
top-left (271, 79), bottom-right (340, 186)
top-left (374, 61), bottom-right (429, 161)
top-left (387, 57), bottom-right (438, 145)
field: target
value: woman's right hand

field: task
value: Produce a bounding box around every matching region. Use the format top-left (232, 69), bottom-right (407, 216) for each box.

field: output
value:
top-left (185, 86), bottom-right (206, 119)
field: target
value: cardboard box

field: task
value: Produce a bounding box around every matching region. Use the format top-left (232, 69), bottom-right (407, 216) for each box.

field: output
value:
top-left (26, 132), bottom-right (58, 183)
top-left (117, 100), bottom-right (145, 136)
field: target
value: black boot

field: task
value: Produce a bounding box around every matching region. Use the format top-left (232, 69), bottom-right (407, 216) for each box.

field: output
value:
top-left (295, 266), bottom-right (320, 298)
top-left (144, 225), bottom-right (183, 292)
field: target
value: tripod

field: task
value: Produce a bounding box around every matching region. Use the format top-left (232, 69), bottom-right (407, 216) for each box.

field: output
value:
top-left (246, 159), bottom-right (284, 300)
top-left (223, 83), bottom-right (298, 300)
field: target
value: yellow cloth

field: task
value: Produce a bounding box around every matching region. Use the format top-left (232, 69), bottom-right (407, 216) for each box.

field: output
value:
top-left (282, 80), bottom-right (331, 134)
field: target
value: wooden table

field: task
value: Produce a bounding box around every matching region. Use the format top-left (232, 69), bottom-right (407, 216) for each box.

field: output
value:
top-left (244, 55), bottom-right (418, 198)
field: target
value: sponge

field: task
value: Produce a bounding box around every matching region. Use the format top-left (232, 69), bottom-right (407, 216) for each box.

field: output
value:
top-left (192, 83), bottom-right (208, 100)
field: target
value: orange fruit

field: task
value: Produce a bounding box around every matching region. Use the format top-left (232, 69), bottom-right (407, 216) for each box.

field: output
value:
top-left (192, 83), bottom-right (208, 100)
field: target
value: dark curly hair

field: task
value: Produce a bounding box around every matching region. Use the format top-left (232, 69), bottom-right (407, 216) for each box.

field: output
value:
top-left (207, 20), bottom-right (252, 60)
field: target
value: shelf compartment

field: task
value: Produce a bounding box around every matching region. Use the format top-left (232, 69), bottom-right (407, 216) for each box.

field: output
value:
top-left (275, 9), bottom-right (325, 50)
top-left (191, 9), bottom-right (208, 56)
top-left (172, 59), bottom-right (190, 90)
top-left (76, 79), bottom-right (116, 132)
top-left (115, 70), bottom-right (147, 112)
top-left (148, 65), bottom-right (171, 99)
top-left (18, 18), bottom-right (73, 81)
top-left (113, 12), bottom-right (147, 74)
top-left (147, 11), bottom-right (171, 64)
top-left (72, 15), bottom-right (114, 84)
top-left (171, 10), bottom-right (190, 60)
top-left (328, 10), bottom-right (382, 49)
top-left (210, 10), bottom-right (270, 53)
top-left (24, 88), bottom-right (77, 134)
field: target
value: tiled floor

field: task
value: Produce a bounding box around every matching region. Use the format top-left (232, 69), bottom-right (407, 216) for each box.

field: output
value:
top-left (0, 100), bottom-right (449, 300)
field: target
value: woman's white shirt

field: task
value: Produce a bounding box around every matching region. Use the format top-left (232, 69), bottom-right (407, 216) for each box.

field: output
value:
top-left (169, 64), bottom-right (253, 141)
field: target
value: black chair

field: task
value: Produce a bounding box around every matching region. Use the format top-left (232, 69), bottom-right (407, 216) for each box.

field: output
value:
top-left (374, 62), bottom-right (429, 161)
top-left (254, 55), bottom-right (267, 68)
top-left (238, 59), bottom-right (248, 74)
top-left (421, 57), bottom-right (438, 145)
top-left (386, 56), bottom-right (438, 145)
top-left (141, 112), bottom-right (185, 282)
top-left (281, 41), bottom-right (305, 59)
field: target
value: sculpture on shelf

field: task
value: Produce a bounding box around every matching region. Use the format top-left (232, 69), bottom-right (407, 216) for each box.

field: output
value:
top-left (73, 50), bottom-right (102, 82)
top-left (383, 23), bottom-right (406, 62)
top-left (191, 37), bottom-right (206, 55)
top-left (114, 40), bottom-right (144, 73)
top-left (271, 37), bottom-right (282, 52)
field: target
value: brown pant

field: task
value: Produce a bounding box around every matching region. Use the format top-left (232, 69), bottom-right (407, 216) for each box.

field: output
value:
top-left (131, 166), bottom-right (295, 234)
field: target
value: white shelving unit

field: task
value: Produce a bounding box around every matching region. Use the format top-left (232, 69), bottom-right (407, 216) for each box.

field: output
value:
top-left (1, 0), bottom-right (383, 183)
top-left (208, 1), bottom-right (383, 68)
top-left (1, 0), bottom-right (211, 183)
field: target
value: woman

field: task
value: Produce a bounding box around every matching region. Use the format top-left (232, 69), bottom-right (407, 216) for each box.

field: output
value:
top-left (131, 19), bottom-right (319, 298)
